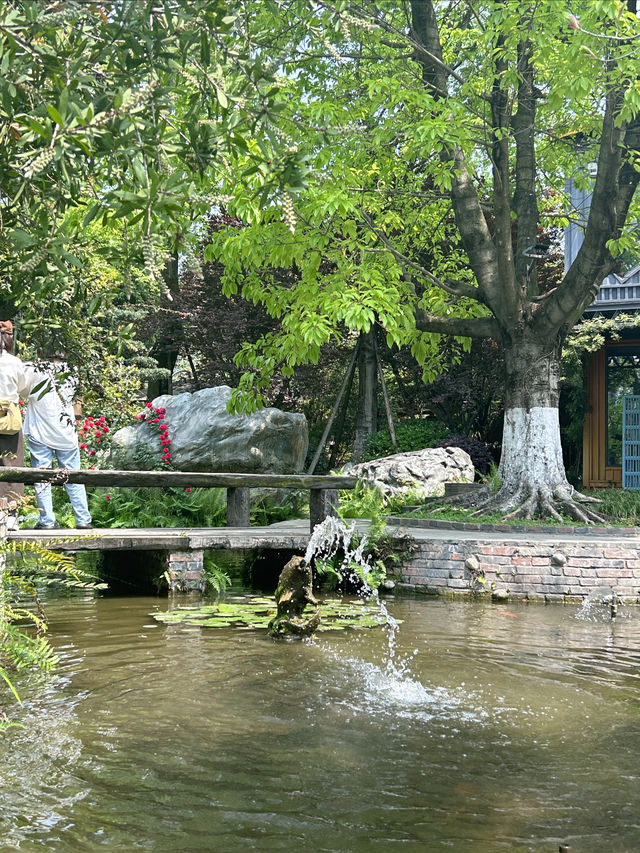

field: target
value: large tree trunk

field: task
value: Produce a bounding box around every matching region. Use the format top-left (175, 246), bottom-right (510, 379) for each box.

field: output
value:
top-left (477, 331), bottom-right (604, 523)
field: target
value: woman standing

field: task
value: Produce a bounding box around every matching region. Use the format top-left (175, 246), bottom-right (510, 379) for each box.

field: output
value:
top-left (0, 321), bottom-right (31, 530)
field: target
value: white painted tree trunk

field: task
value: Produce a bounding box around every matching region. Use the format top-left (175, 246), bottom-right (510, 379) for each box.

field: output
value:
top-left (498, 405), bottom-right (570, 495)
top-left (484, 338), bottom-right (604, 522)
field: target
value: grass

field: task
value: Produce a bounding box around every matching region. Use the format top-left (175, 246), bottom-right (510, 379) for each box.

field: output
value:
top-left (394, 488), bottom-right (640, 528)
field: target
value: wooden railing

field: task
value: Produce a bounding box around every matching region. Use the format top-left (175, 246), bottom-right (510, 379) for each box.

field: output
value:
top-left (0, 467), bottom-right (358, 533)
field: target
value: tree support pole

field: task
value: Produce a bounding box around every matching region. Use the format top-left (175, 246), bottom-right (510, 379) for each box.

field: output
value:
top-left (374, 332), bottom-right (396, 449)
top-left (307, 340), bottom-right (360, 474)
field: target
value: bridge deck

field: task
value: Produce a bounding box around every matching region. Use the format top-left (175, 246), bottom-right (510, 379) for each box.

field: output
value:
top-left (6, 521), bottom-right (327, 552)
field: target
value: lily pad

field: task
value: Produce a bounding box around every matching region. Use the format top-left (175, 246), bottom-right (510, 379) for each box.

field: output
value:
top-left (152, 596), bottom-right (394, 632)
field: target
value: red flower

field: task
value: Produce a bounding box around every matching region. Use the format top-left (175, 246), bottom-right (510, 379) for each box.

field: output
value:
top-left (185, 487), bottom-right (191, 492)
top-left (105, 494), bottom-right (111, 500)
top-left (89, 450), bottom-right (96, 456)
top-left (80, 443), bottom-right (88, 450)
top-left (145, 402), bottom-right (153, 408)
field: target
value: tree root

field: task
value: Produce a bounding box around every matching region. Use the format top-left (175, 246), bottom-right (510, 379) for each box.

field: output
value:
top-left (441, 482), bottom-right (607, 525)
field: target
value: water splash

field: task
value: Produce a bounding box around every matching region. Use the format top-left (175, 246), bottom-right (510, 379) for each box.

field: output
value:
top-left (306, 516), bottom-right (426, 707)
top-left (305, 518), bottom-right (495, 724)
top-left (304, 516), bottom-right (374, 592)
top-left (576, 586), bottom-right (622, 621)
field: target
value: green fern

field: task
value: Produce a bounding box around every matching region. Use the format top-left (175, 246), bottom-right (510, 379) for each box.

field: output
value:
top-left (88, 486), bottom-right (227, 529)
top-left (202, 553), bottom-right (231, 596)
top-left (1, 539), bottom-right (106, 710)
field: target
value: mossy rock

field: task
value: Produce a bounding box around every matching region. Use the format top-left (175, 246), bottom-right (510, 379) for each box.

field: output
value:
top-left (152, 596), bottom-right (393, 632)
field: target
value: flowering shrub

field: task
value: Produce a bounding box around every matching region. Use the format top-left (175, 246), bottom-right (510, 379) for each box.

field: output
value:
top-left (134, 402), bottom-right (172, 466)
top-left (77, 415), bottom-right (110, 462)
top-left (77, 403), bottom-right (173, 468)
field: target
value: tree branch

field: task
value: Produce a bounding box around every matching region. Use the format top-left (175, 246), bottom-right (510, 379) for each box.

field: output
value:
top-left (360, 211), bottom-right (480, 301)
top-left (415, 309), bottom-right (499, 339)
top-left (537, 78), bottom-right (631, 333)
top-left (489, 34), bottom-right (517, 304)
top-left (409, 1), bottom-right (517, 324)
top-left (511, 39), bottom-right (539, 293)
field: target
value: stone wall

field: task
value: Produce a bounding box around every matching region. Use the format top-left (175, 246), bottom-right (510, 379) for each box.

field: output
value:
top-left (393, 522), bottom-right (640, 603)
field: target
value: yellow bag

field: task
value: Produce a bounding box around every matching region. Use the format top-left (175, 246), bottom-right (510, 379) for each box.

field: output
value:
top-left (0, 400), bottom-right (22, 434)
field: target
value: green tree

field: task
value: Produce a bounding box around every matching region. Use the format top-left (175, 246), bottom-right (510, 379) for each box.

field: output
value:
top-left (207, 0), bottom-right (640, 522)
top-left (0, 0), bottom-right (306, 318)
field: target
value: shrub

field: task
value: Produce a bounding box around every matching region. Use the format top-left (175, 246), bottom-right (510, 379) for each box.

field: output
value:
top-left (434, 435), bottom-right (495, 475)
top-left (363, 419), bottom-right (450, 460)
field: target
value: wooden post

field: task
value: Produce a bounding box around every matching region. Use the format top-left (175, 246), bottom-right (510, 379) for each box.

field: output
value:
top-left (309, 488), bottom-right (339, 532)
top-left (0, 496), bottom-right (7, 539)
top-left (227, 487), bottom-right (250, 527)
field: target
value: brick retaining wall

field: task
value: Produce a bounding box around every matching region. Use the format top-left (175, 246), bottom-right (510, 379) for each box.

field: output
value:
top-left (391, 521), bottom-right (640, 603)
top-left (167, 549), bottom-right (205, 592)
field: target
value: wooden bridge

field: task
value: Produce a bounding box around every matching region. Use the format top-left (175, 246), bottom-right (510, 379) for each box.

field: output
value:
top-left (0, 467), bottom-right (360, 591)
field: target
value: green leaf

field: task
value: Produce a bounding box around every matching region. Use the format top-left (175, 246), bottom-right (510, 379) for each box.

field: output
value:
top-left (8, 228), bottom-right (34, 248)
top-left (83, 203), bottom-right (103, 227)
top-left (215, 85), bottom-right (228, 109)
top-left (46, 104), bottom-right (64, 125)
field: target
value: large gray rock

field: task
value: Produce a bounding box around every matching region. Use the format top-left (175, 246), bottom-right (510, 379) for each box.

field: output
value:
top-left (110, 386), bottom-right (308, 473)
top-left (347, 447), bottom-right (474, 498)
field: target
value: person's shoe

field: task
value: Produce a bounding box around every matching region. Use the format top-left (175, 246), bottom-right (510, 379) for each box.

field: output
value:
top-left (76, 522), bottom-right (93, 529)
top-left (34, 520), bottom-right (60, 530)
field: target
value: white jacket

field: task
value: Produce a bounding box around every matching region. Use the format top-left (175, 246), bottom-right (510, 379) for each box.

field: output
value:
top-left (23, 361), bottom-right (79, 451)
top-left (0, 352), bottom-right (31, 403)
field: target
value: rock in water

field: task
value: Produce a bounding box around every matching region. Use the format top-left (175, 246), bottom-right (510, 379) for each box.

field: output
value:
top-left (110, 385), bottom-right (308, 473)
top-left (268, 555), bottom-right (321, 637)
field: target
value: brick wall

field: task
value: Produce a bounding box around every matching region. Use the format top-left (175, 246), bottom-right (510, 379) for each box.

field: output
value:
top-left (167, 549), bottom-right (205, 592)
top-left (397, 534), bottom-right (640, 603)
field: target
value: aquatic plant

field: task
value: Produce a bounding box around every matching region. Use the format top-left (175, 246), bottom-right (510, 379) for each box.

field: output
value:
top-left (152, 596), bottom-right (389, 632)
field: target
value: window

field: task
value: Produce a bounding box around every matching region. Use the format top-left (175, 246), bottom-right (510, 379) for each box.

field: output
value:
top-left (606, 348), bottom-right (640, 466)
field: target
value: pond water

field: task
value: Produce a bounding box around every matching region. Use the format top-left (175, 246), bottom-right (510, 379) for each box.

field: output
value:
top-left (2, 590), bottom-right (640, 852)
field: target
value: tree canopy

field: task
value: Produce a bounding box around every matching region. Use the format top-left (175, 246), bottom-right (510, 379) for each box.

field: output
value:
top-left (3, 0), bottom-right (640, 521)
top-left (0, 0), bottom-right (308, 311)
top-left (204, 0), bottom-right (640, 520)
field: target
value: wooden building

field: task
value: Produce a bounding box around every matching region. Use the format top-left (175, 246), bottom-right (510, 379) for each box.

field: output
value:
top-left (566, 174), bottom-right (640, 488)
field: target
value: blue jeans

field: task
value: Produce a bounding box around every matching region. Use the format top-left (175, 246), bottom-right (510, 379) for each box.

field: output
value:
top-left (28, 438), bottom-right (92, 527)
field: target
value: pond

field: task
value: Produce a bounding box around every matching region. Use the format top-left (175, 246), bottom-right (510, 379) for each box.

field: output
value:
top-left (2, 589), bottom-right (640, 852)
